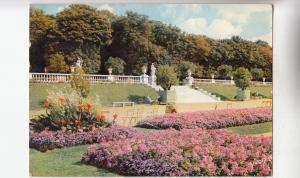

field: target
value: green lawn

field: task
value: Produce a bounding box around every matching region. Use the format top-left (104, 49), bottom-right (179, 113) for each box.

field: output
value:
top-left (30, 83), bottom-right (158, 110)
top-left (227, 122), bottom-right (272, 135)
top-left (30, 145), bottom-right (119, 177)
top-left (197, 84), bottom-right (272, 100)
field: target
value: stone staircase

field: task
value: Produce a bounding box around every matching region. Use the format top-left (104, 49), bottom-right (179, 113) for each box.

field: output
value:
top-left (170, 86), bottom-right (221, 103)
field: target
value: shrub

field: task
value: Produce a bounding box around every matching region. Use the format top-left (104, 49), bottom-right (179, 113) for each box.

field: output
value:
top-left (82, 128), bottom-right (272, 176)
top-left (176, 61), bottom-right (197, 80)
top-left (251, 68), bottom-right (264, 81)
top-left (47, 53), bottom-right (69, 73)
top-left (217, 65), bottom-right (232, 79)
top-left (29, 125), bottom-right (139, 152)
top-left (70, 67), bottom-right (90, 98)
top-left (136, 107), bottom-right (272, 130)
top-left (156, 65), bottom-right (179, 90)
top-left (30, 90), bottom-right (104, 132)
top-left (105, 57), bottom-right (126, 74)
top-left (233, 67), bottom-right (252, 90)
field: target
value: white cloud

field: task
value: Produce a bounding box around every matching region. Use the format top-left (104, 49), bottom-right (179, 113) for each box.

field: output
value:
top-left (96, 4), bottom-right (114, 13)
top-left (206, 19), bottom-right (243, 39)
top-left (212, 4), bottom-right (272, 24)
top-left (179, 18), bottom-right (207, 34)
top-left (179, 18), bottom-right (242, 39)
top-left (56, 5), bottom-right (69, 13)
top-left (251, 32), bottom-right (272, 45)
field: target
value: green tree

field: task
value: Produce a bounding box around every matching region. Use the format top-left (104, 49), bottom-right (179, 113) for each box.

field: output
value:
top-left (233, 67), bottom-right (252, 90)
top-left (29, 8), bottom-right (55, 72)
top-left (105, 57), bottom-right (126, 74)
top-left (176, 61), bottom-right (197, 80)
top-left (55, 5), bottom-right (112, 73)
top-left (251, 68), bottom-right (264, 81)
top-left (156, 65), bottom-right (179, 90)
top-left (70, 68), bottom-right (90, 98)
top-left (217, 65), bottom-right (233, 79)
top-left (47, 53), bottom-right (69, 73)
top-left (185, 34), bottom-right (210, 64)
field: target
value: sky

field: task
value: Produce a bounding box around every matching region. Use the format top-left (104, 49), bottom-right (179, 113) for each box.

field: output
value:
top-left (31, 4), bottom-right (273, 45)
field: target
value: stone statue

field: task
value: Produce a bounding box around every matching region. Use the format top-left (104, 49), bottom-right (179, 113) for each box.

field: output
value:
top-left (151, 63), bottom-right (156, 76)
top-left (75, 57), bottom-right (83, 68)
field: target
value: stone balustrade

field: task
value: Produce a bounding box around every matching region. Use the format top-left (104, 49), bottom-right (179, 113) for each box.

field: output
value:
top-left (29, 73), bottom-right (143, 84)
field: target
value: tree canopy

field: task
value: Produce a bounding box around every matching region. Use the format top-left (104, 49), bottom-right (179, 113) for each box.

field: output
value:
top-left (30, 5), bottom-right (272, 81)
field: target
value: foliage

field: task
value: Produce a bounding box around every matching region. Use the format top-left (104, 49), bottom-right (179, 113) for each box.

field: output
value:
top-left (176, 61), bottom-right (197, 80)
top-left (217, 65), bottom-right (232, 79)
top-left (251, 68), bottom-right (264, 81)
top-left (82, 128), bottom-right (272, 176)
top-left (137, 107), bottom-right (272, 130)
top-left (104, 57), bottom-right (126, 74)
top-left (233, 67), bottom-right (252, 90)
top-left (30, 89), bottom-right (101, 132)
top-left (30, 125), bottom-right (138, 152)
top-left (47, 53), bottom-right (69, 73)
top-left (70, 68), bottom-right (90, 98)
top-left (156, 65), bottom-right (179, 90)
top-left (30, 5), bottom-right (272, 80)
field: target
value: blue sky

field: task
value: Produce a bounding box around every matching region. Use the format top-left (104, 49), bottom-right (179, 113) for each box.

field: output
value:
top-left (31, 4), bottom-right (272, 45)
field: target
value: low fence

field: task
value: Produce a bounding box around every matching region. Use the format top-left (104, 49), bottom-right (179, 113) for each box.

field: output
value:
top-left (29, 73), bottom-right (272, 86)
top-left (29, 73), bottom-right (143, 84)
top-left (193, 78), bottom-right (272, 86)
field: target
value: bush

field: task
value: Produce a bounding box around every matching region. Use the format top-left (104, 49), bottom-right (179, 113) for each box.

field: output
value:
top-left (233, 67), bottom-right (252, 90)
top-left (30, 90), bottom-right (104, 132)
top-left (30, 125), bottom-right (139, 152)
top-left (156, 65), bottom-right (179, 90)
top-left (136, 107), bottom-right (272, 130)
top-left (47, 53), bottom-right (69, 73)
top-left (82, 128), bottom-right (272, 176)
top-left (176, 61), bottom-right (197, 80)
top-left (217, 65), bottom-right (232, 79)
top-left (251, 68), bottom-right (264, 81)
top-left (70, 68), bottom-right (90, 98)
top-left (105, 57), bottom-right (126, 74)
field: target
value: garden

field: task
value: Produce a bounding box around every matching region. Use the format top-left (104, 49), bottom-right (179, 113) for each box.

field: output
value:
top-left (29, 85), bottom-right (272, 176)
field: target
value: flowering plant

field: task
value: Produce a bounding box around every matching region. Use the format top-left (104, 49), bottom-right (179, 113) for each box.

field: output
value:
top-left (31, 90), bottom-right (106, 132)
top-left (136, 107), bottom-right (272, 130)
top-left (82, 128), bottom-right (272, 176)
top-left (30, 125), bottom-right (139, 152)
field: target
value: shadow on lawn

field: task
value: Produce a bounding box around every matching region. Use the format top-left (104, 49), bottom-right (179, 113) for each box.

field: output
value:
top-left (210, 92), bottom-right (232, 101)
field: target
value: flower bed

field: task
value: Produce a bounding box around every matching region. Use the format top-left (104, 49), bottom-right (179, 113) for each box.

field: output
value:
top-left (136, 107), bottom-right (272, 130)
top-left (29, 125), bottom-right (139, 152)
top-left (82, 128), bottom-right (272, 176)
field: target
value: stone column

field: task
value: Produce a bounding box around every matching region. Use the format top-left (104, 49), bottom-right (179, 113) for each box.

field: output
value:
top-left (141, 65), bottom-right (149, 84)
top-left (185, 69), bottom-right (194, 87)
top-left (211, 74), bottom-right (215, 83)
top-left (107, 67), bottom-right (114, 81)
top-left (150, 63), bottom-right (157, 86)
top-left (263, 77), bottom-right (266, 85)
top-left (230, 75), bottom-right (234, 85)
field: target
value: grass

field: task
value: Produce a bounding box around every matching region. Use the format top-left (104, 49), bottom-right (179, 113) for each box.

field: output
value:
top-left (227, 122), bottom-right (272, 135)
top-left (30, 83), bottom-right (158, 110)
top-left (197, 84), bottom-right (272, 100)
top-left (30, 145), bottom-right (119, 177)
top-left (30, 122), bottom-right (272, 176)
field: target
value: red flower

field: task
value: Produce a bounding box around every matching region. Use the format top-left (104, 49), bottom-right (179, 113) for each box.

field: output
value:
top-left (96, 114), bottom-right (106, 122)
top-left (43, 99), bottom-right (49, 108)
top-left (85, 103), bottom-right (91, 113)
top-left (58, 97), bottom-right (65, 103)
top-left (78, 103), bottom-right (83, 112)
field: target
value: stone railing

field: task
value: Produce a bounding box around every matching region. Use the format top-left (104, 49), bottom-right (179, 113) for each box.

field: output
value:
top-left (194, 78), bottom-right (272, 86)
top-left (29, 73), bottom-right (143, 84)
